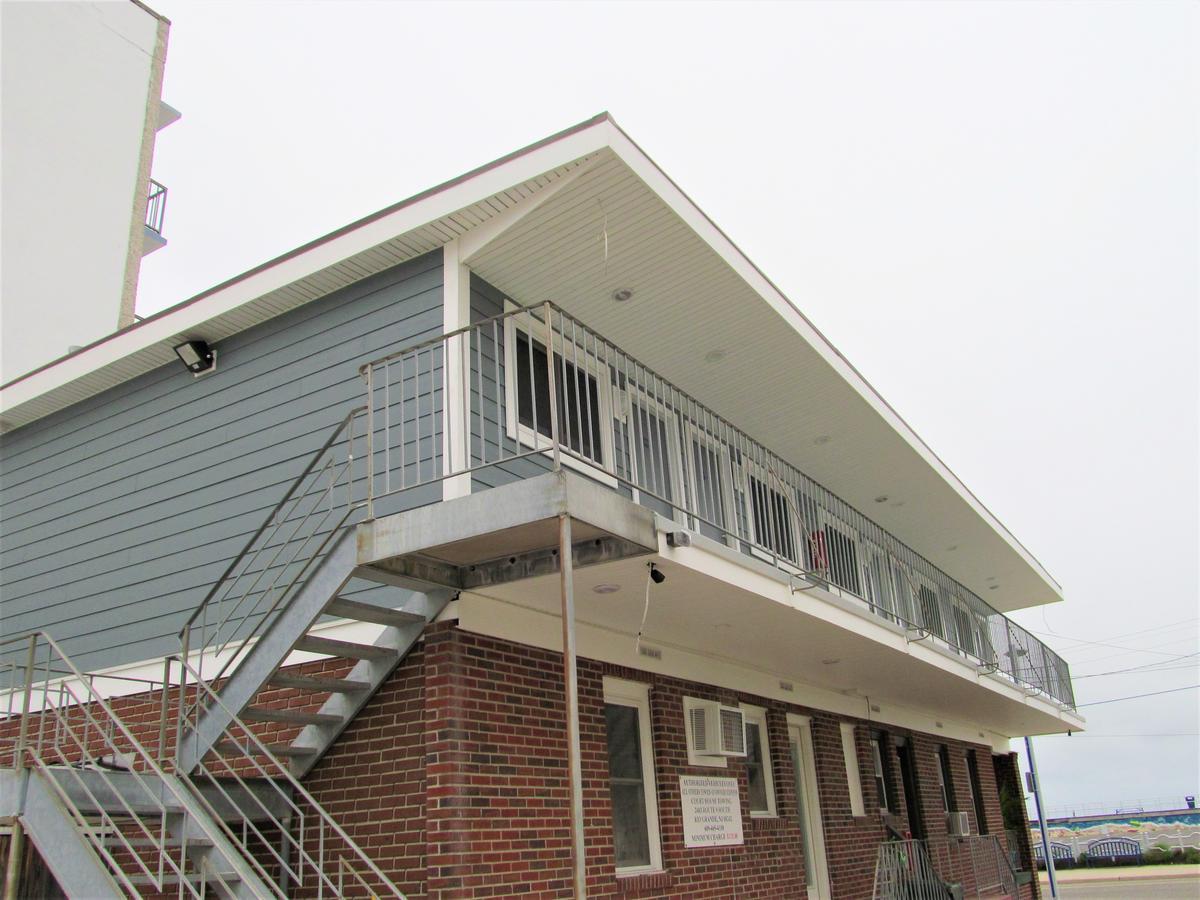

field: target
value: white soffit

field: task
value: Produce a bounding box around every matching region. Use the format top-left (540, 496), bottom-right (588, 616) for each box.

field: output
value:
top-left (0, 114), bottom-right (1060, 612)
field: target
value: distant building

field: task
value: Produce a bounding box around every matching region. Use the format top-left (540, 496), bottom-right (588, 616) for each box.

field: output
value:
top-left (0, 0), bottom-right (177, 385)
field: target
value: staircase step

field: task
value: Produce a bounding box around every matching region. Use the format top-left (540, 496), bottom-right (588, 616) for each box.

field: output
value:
top-left (266, 672), bottom-right (372, 694)
top-left (293, 634), bottom-right (400, 661)
top-left (326, 596), bottom-right (425, 628)
top-left (87, 834), bottom-right (214, 850)
top-left (127, 872), bottom-right (240, 887)
top-left (213, 740), bottom-right (316, 759)
top-left (243, 706), bottom-right (344, 727)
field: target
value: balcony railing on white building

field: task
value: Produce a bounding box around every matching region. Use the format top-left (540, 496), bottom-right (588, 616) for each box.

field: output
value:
top-left (359, 302), bottom-right (1075, 709)
top-left (145, 178), bottom-right (167, 234)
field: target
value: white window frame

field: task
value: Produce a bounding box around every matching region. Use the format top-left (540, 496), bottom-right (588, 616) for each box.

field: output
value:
top-left (839, 723), bottom-right (866, 818)
top-left (682, 421), bottom-right (737, 541)
top-left (870, 735), bottom-right (890, 813)
top-left (502, 312), bottom-right (617, 487)
top-left (741, 704), bottom-right (777, 818)
top-left (815, 505), bottom-right (865, 599)
top-left (622, 379), bottom-right (686, 523)
top-left (603, 677), bottom-right (663, 876)
top-left (738, 457), bottom-right (803, 571)
top-left (682, 695), bottom-right (727, 768)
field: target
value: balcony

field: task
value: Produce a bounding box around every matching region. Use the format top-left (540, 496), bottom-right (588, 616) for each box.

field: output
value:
top-left (356, 302), bottom-right (1075, 714)
top-left (142, 178), bottom-right (167, 255)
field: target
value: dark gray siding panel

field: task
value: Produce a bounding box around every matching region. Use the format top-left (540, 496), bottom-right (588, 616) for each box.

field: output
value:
top-left (0, 252), bottom-right (444, 673)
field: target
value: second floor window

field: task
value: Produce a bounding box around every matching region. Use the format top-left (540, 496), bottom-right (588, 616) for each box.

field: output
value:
top-left (513, 331), bottom-right (604, 465)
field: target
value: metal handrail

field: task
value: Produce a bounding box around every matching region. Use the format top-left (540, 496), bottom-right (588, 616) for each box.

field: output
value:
top-left (874, 835), bottom-right (1017, 900)
top-left (0, 631), bottom-right (265, 899)
top-left (358, 301), bottom-right (1075, 708)
top-left (178, 405), bottom-right (366, 716)
top-left (171, 655), bottom-right (405, 898)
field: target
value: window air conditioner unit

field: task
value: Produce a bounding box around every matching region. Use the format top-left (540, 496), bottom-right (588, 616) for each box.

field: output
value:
top-left (688, 701), bottom-right (747, 757)
top-left (947, 811), bottom-right (971, 836)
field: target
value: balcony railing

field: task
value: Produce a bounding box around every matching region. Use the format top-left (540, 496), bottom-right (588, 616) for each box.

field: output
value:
top-left (358, 302), bottom-right (1075, 709)
top-left (145, 178), bottom-right (167, 234)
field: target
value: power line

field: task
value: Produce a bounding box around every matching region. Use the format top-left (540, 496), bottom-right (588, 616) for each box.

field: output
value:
top-left (1073, 653), bottom-right (1200, 679)
top-left (1075, 685), bottom-right (1199, 708)
top-left (1032, 616), bottom-right (1198, 649)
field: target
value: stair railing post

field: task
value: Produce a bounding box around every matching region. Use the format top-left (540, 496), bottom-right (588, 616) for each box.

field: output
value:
top-left (544, 302), bottom-right (561, 472)
top-left (364, 364), bottom-right (375, 519)
top-left (15, 634), bottom-right (36, 766)
top-left (2, 818), bottom-right (24, 900)
top-left (158, 657), bottom-right (171, 766)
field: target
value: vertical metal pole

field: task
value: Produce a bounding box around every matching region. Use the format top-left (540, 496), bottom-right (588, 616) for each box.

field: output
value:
top-left (15, 635), bottom-right (36, 765)
top-left (559, 513), bottom-right (586, 898)
top-left (2, 819), bottom-right (24, 900)
top-left (1025, 736), bottom-right (1058, 898)
top-left (158, 657), bottom-right (171, 766)
top-left (364, 366), bottom-right (375, 519)
top-left (544, 303), bottom-right (561, 472)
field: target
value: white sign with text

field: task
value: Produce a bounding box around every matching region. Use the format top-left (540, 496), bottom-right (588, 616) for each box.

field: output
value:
top-left (679, 775), bottom-right (744, 848)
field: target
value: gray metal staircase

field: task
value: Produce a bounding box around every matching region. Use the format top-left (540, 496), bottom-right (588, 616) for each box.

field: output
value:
top-left (0, 632), bottom-right (277, 899)
top-left (177, 530), bottom-right (449, 776)
top-left (3, 406), bottom-right (434, 897)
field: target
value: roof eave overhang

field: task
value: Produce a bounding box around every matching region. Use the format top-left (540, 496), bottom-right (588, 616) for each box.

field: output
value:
top-left (0, 113), bottom-right (1063, 612)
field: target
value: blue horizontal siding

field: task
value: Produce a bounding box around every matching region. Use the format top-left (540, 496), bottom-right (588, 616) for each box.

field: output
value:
top-left (0, 252), bottom-right (444, 673)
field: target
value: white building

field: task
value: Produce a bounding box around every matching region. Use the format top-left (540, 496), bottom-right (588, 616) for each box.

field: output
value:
top-left (0, 0), bottom-right (177, 386)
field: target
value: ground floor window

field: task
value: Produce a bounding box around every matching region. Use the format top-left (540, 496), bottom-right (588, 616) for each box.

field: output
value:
top-left (966, 750), bottom-right (989, 833)
top-left (870, 732), bottom-right (896, 813)
top-left (741, 704), bottom-right (777, 816)
top-left (603, 678), bottom-right (662, 873)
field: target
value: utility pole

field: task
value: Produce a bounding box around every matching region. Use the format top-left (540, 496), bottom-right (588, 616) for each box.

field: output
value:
top-left (1025, 736), bottom-right (1058, 898)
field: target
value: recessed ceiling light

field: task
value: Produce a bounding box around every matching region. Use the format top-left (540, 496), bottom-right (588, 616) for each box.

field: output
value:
top-left (704, 349), bottom-right (726, 363)
top-left (985, 576), bottom-right (997, 582)
top-left (593, 583), bottom-right (620, 594)
top-left (988, 585), bottom-right (999, 591)
top-left (821, 658), bottom-right (841, 665)
top-left (891, 500), bottom-right (906, 508)
top-left (874, 495), bottom-right (889, 504)
top-left (814, 435), bottom-right (832, 446)
top-left (612, 288), bottom-right (634, 302)
top-left (946, 545), bottom-right (957, 552)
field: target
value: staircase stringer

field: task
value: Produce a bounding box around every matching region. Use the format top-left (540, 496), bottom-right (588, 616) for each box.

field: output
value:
top-left (179, 530), bottom-right (359, 773)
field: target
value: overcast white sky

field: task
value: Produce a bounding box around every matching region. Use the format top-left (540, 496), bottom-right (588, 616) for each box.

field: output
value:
top-left (138, 0), bottom-right (1198, 815)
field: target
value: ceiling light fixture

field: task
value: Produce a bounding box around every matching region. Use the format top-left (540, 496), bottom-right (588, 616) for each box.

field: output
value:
top-left (612, 288), bottom-right (634, 302)
top-left (813, 435), bottom-right (832, 446)
top-left (704, 349), bottom-right (726, 363)
top-left (593, 584), bottom-right (620, 594)
top-left (874, 495), bottom-right (889, 504)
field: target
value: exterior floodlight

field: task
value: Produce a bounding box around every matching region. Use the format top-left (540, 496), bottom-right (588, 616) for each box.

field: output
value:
top-left (173, 339), bottom-right (216, 376)
top-left (649, 563), bottom-right (666, 585)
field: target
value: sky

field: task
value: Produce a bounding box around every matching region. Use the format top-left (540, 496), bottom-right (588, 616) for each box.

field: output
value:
top-left (137, 0), bottom-right (1198, 817)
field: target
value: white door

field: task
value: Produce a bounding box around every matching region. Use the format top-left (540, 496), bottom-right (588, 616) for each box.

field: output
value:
top-left (789, 719), bottom-right (832, 900)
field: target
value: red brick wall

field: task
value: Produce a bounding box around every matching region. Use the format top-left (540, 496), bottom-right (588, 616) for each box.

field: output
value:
top-left (1, 625), bottom-right (1026, 900)
top-left (383, 625), bottom-right (1016, 900)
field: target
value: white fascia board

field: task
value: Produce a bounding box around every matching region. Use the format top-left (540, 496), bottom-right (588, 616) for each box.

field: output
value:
top-left (597, 120), bottom-right (1062, 600)
top-left (0, 122), bottom-right (614, 417)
